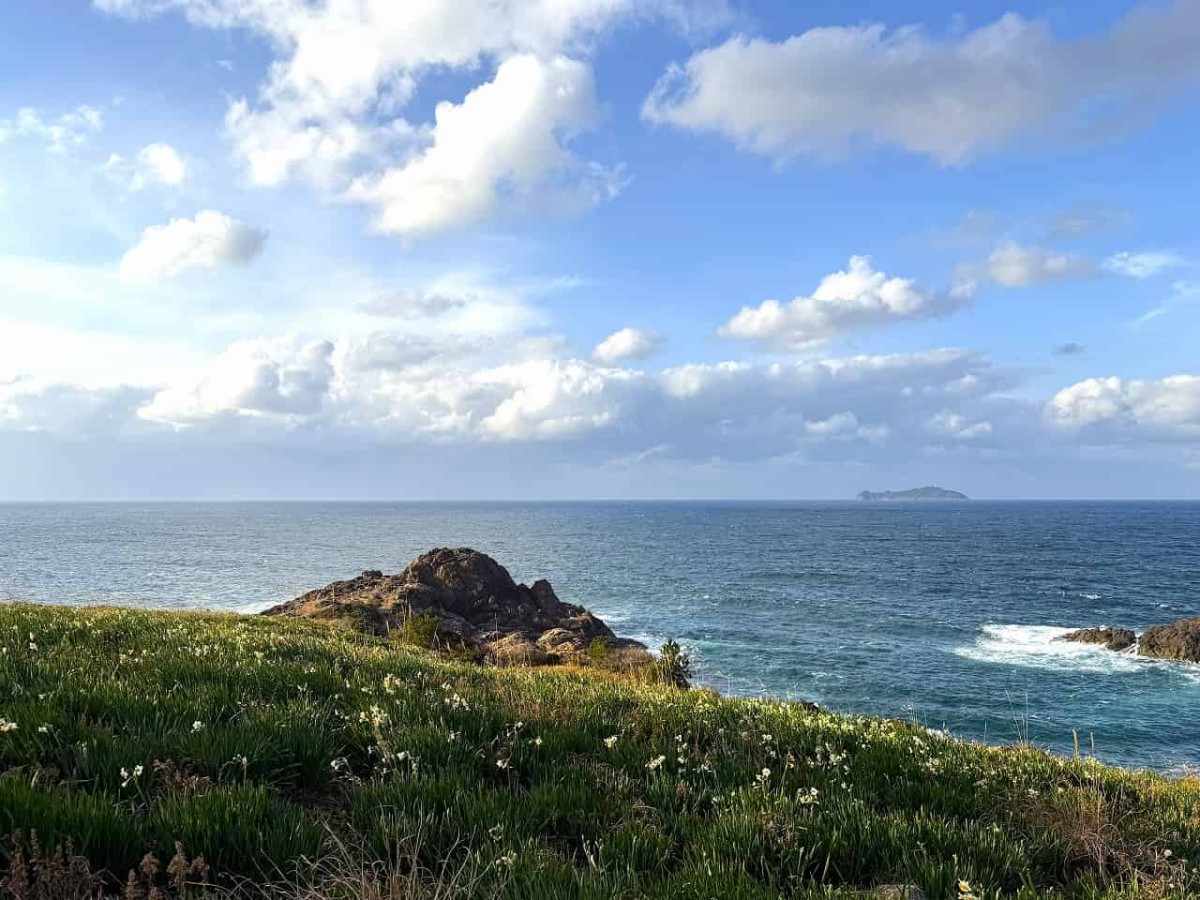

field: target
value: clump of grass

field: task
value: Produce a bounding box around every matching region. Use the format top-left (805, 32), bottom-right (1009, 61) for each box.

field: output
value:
top-left (396, 613), bottom-right (441, 651)
top-left (1, 603), bottom-right (1199, 899)
top-left (585, 639), bottom-right (608, 665)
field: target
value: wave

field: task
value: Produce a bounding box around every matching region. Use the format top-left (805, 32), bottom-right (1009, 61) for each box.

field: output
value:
top-left (955, 624), bottom-right (1146, 674)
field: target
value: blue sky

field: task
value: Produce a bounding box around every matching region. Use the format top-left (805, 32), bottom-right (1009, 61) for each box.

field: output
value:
top-left (0, 0), bottom-right (1197, 500)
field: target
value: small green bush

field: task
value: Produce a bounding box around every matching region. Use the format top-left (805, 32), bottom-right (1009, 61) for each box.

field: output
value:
top-left (586, 639), bottom-right (609, 664)
top-left (657, 639), bottom-right (692, 689)
top-left (398, 611), bottom-right (441, 649)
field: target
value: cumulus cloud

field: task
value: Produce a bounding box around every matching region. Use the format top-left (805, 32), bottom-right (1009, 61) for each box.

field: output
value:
top-left (119, 210), bottom-right (267, 281)
top-left (593, 327), bottom-right (663, 364)
top-left (1046, 375), bottom-right (1200, 439)
top-left (0, 378), bottom-right (149, 438)
top-left (643, 1), bottom-right (1200, 165)
top-left (94, 0), bottom-right (716, 235)
top-left (126, 325), bottom-right (1019, 466)
top-left (139, 337), bottom-right (334, 427)
top-left (104, 142), bottom-right (187, 190)
top-left (344, 55), bottom-right (616, 237)
top-left (0, 105), bottom-right (103, 153)
top-left (1102, 251), bottom-right (1184, 279)
top-left (719, 256), bottom-right (973, 351)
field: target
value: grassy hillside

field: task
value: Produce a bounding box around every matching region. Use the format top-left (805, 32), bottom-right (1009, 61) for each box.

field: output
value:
top-left (0, 603), bottom-right (1197, 899)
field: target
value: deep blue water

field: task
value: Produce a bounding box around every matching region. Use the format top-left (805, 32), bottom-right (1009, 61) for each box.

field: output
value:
top-left (1, 501), bottom-right (1198, 772)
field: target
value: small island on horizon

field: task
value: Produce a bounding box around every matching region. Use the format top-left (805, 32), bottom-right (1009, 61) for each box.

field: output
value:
top-left (857, 485), bottom-right (969, 501)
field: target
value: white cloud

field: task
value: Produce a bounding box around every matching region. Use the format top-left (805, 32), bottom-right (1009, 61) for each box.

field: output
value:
top-left (0, 105), bottom-right (103, 153)
top-left (105, 142), bottom-right (187, 190)
top-left (126, 326), bottom-right (1017, 466)
top-left (719, 256), bottom-right (972, 351)
top-left (1102, 251), bottom-right (1184, 279)
top-left (478, 360), bottom-right (642, 440)
top-left (357, 289), bottom-right (470, 319)
top-left (119, 210), bottom-right (267, 281)
top-left (1042, 206), bottom-right (1131, 242)
top-left (139, 337), bottom-right (334, 427)
top-left (927, 411), bottom-right (993, 440)
top-left (644, 2), bottom-right (1200, 165)
top-left (1134, 281), bottom-right (1200, 327)
top-left (959, 244), bottom-right (1186, 290)
top-left (95, 0), bottom-right (717, 235)
top-left (971, 242), bottom-right (1097, 288)
top-left (1046, 375), bottom-right (1200, 439)
top-left (593, 327), bottom-right (663, 363)
top-left (344, 55), bottom-right (617, 238)
top-left (0, 377), bottom-right (149, 438)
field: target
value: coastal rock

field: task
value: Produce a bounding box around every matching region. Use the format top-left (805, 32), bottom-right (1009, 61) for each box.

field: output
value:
top-left (263, 547), bottom-right (649, 666)
top-left (1055, 627), bottom-right (1137, 652)
top-left (1138, 617), bottom-right (1200, 663)
top-left (486, 633), bottom-right (552, 666)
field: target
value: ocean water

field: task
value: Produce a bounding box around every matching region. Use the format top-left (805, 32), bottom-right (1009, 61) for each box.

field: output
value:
top-left (2, 501), bottom-right (1198, 772)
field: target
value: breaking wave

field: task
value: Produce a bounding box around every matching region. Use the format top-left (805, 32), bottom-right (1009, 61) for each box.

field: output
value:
top-left (955, 624), bottom-right (1145, 674)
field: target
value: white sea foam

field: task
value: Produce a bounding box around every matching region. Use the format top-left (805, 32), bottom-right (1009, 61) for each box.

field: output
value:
top-left (955, 624), bottom-right (1145, 674)
top-left (1080, 593), bottom-right (1102, 601)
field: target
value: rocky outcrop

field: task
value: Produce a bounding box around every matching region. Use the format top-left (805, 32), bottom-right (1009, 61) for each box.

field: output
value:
top-left (1051, 618), bottom-right (1200, 664)
top-left (1138, 617), bottom-right (1200, 663)
top-left (1055, 627), bottom-right (1137, 652)
top-left (263, 547), bottom-right (649, 666)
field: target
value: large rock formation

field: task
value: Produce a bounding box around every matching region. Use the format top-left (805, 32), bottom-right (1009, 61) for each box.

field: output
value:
top-left (1055, 627), bottom-right (1137, 652)
top-left (263, 547), bottom-right (649, 666)
top-left (1138, 617), bottom-right (1200, 663)
top-left (1050, 618), bottom-right (1200, 664)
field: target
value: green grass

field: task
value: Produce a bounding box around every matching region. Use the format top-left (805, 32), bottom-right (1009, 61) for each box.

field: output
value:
top-left (1, 603), bottom-right (1198, 898)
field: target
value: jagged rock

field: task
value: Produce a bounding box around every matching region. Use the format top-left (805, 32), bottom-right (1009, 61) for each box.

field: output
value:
top-left (263, 547), bottom-right (649, 666)
top-left (1138, 617), bottom-right (1200, 663)
top-left (1055, 627), bottom-right (1137, 652)
top-left (486, 633), bottom-right (552, 666)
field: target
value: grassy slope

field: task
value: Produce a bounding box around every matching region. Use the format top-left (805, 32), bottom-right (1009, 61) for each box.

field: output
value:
top-left (0, 603), bottom-right (1198, 899)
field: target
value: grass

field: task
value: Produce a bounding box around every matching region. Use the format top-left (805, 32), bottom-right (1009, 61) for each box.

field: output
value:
top-left (0, 603), bottom-right (1198, 899)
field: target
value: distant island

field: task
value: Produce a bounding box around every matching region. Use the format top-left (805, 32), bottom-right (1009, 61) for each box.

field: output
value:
top-left (857, 485), bottom-right (969, 501)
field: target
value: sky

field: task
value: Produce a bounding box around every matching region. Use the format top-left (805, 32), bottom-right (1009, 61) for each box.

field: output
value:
top-left (0, 0), bottom-right (1198, 500)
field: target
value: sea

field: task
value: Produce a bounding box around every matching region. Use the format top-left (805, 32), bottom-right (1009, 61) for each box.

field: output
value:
top-left (1, 501), bottom-right (1197, 773)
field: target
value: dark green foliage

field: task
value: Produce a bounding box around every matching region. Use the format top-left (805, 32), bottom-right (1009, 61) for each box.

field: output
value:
top-left (585, 639), bottom-right (608, 664)
top-left (656, 639), bottom-right (692, 689)
top-left (397, 611), bottom-right (441, 650)
top-left (0, 603), bottom-right (1198, 899)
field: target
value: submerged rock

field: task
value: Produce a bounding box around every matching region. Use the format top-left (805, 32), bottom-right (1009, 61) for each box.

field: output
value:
top-left (1055, 627), bottom-right (1137, 652)
top-left (263, 547), bottom-right (649, 666)
top-left (1138, 617), bottom-right (1200, 663)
